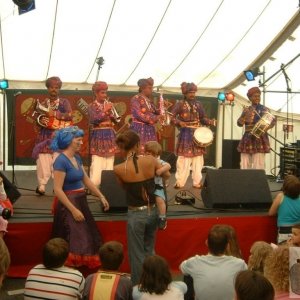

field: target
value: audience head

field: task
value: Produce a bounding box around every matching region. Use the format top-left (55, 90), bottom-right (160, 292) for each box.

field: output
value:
top-left (50, 126), bottom-right (84, 151)
top-left (234, 270), bottom-right (274, 300)
top-left (218, 224), bottom-right (242, 258)
top-left (138, 255), bottom-right (172, 295)
top-left (207, 224), bottom-right (229, 256)
top-left (248, 241), bottom-right (273, 274)
top-left (0, 238), bottom-right (10, 288)
top-left (43, 238), bottom-right (69, 269)
top-left (115, 130), bottom-right (140, 153)
top-left (99, 241), bottom-right (124, 271)
top-left (291, 223), bottom-right (300, 246)
top-left (264, 245), bottom-right (289, 293)
top-left (282, 175), bottom-right (300, 199)
top-left (144, 141), bottom-right (162, 158)
top-left (0, 217), bottom-right (8, 238)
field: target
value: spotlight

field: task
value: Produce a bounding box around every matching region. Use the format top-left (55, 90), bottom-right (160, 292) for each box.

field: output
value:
top-left (244, 67), bottom-right (262, 81)
top-left (225, 91), bottom-right (235, 102)
top-left (12, 0), bottom-right (35, 15)
top-left (0, 79), bottom-right (9, 90)
top-left (217, 92), bottom-right (226, 102)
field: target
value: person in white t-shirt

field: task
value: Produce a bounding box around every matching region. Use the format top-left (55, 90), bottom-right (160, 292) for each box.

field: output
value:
top-left (180, 224), bottom-right (247, 300)
top-left (133, 255), bottom-right (187, 300)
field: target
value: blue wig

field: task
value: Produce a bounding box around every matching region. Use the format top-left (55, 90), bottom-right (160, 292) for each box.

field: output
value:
top-left (50, 126), bottom-right (84, 151)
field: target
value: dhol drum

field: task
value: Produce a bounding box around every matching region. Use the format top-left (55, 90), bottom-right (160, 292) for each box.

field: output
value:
top-left (250, 112), bottom-right (275, 138)
top-left (193, 127), bottom-right (214, 147)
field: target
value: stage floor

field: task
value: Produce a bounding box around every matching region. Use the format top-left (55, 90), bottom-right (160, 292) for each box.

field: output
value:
top-left (5, 169), bottom-right (281, 223)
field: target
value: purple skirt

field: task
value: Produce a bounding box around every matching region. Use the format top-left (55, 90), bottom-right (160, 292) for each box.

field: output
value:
top-left (176, 127), bottom-right (205, 157)
top-left (237, 132), bottom-right (271, 153)
top-left (52, 191), bottom-right (102, 268)
top-left (130, 121), bottom-right (157, 154)
top-left (89, 128), bottom-right (118, 157)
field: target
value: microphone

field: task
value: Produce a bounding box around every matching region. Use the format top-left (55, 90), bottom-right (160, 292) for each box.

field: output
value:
top-left (13, 91), bottom-right (22, 97)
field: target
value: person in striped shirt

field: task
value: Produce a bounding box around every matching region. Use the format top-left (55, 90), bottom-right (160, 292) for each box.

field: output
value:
top-left (24, 238), bottom-right (85, 299)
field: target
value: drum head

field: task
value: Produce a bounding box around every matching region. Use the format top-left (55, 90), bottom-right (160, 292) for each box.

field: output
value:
top-left (194, 127), bottom-right (213, 146)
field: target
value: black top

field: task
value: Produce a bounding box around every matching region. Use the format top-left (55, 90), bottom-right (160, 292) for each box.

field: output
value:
top-left (123, 178), bottom-right (156, 207)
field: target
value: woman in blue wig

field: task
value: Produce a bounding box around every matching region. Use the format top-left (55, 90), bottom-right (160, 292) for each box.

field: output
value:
top-left (51, 126), bottom-right (109, 269)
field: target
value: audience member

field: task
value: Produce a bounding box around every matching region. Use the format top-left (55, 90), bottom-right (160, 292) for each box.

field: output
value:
top-left (180, 224), bottom-right (247, 300)
top-left (269, 175), bottom-right (300, 244)
top-left (287, 223), bottom-right (300, 247)
top-left (219, 224), bottom-right (243, 258)
top-left (0, 238), bottom-right (10, 289)
top-left (24, 238), bottom-right (85, 299)
top-left (234, 270), bottom-right (274, 300)
top-left (83, 241), bottom-right (132, 300)
top-left (133, 255), bottom-right (187, 300)
top-left (248, 241), bottom-right (273, 274)
top-left (264, 245), bottom-right (290, 299)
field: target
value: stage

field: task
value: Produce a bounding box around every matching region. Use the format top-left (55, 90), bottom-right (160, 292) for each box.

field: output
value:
top-left (2, 170), bottom-right (279, 278)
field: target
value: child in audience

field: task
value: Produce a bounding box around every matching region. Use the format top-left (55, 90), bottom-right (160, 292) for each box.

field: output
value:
top-left (248, 241), bottom-right (273, 274)
top-left (0, 238), bottom-right (10, 289)
top-left (264, 245), bottom-right (289, 299)
top-left (83, 241), bottom-right (132, 300)
top-left (287, 223), bottom-right (300, 246)
top-left (0, 176), bottom-right (11, 238)
top-left (24, 238), bottom-right (85, 299)
top-left (144, 141), bottom-right (171, 230)
top-left (234, 270), bottom-right (274, 300)
top-left (219, 224), bottom-right (243, 258)
top-left (133, 255), bottom-right (187, 299)
top-left (269, 175), bottom-right (300, 243)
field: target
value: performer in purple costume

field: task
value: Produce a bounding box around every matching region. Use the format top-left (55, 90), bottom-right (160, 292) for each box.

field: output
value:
top-left (32, 76), bottom-right (72, 195)
top-left (171, 82), bottom-right (215, 189)
top-left (129, 77), bottom-right (162, 154)
top-left (237, 87), bottom-right (276, 169)
top-left (88, 81), bottom-right (118, 186)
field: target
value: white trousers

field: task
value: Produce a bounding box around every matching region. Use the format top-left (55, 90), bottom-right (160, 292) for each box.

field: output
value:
top-left (175, 155), bottom-right (204, 187)
top-left (36, 152), bottom-right (59, 187)
top-left (90, 155), bottom-right (114, 186)
top-left (240, 153), bottom-right (265, 170)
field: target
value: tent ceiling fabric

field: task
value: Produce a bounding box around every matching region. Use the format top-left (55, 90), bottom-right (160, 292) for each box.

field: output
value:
top-left (0, 0), bottom-right (300, 113)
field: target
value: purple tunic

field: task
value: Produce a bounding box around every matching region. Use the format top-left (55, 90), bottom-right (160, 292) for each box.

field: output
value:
top-left (32, 97), bottom-right (72, 158)
top-left (171, 100), bottom-right (211, 157)
top-left (87, 100), bottom-right (118, 157)
top-left (129, 94), bottom-right (159, 154)
top-left (237, 103), bottom-right (276, 154)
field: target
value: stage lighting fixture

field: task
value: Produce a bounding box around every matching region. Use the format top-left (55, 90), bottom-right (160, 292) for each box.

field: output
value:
top-left (217, 92), bottom-right (226, 102)
top-left (225, 91), bottom-right (235, 102)
top-left (244, 67), bottom-right (262, 81)
top-left (0, 79), bottom-right (9, 90)
top-left (12, 0), bottom-right (35, 15)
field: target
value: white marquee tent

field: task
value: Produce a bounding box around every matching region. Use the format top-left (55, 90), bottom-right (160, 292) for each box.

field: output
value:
top-left (1, 0), bottom-right (300, 175)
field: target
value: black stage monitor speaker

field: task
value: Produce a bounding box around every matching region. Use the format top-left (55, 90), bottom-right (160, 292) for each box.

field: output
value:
top-left (0, 172), bottom-right (21, 204)
top-left (201, 169), bottom-right (272, 209)
top-left (222, 140), bottom-right (240, 169)
top-left (161, 151), bottom-right (177, 173)
top-left (100, 170), bottom-right (127, 213)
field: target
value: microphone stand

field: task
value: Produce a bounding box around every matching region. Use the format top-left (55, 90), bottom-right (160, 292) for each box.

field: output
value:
top-left (10, 92), bottom-right (21, 186)
top-left (280, 64), bottom-right (292, 180)
top-left (87, 57), bottom-right (105, 176)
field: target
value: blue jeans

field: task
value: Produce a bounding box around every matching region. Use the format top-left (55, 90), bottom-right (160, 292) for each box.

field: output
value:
top-left (127, 206), bottom-right (158, 285)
